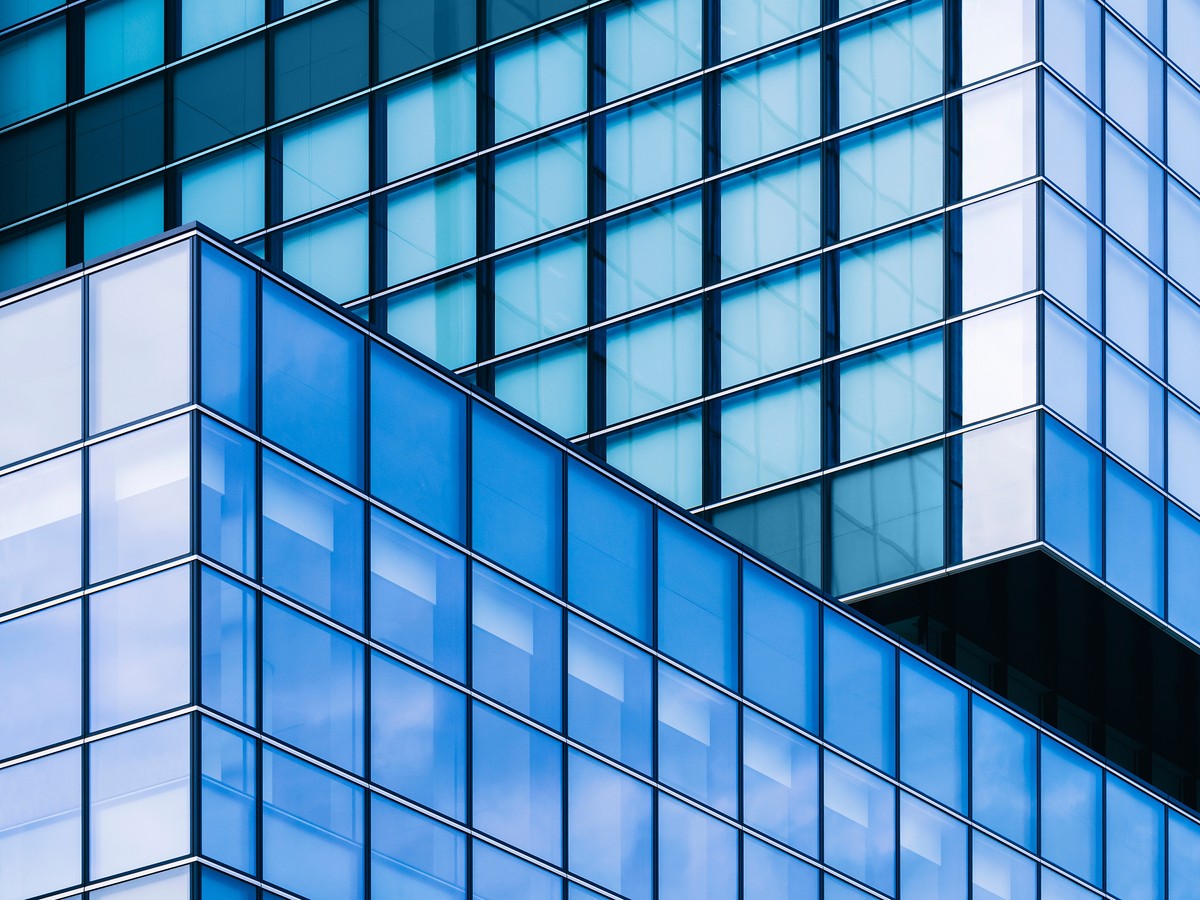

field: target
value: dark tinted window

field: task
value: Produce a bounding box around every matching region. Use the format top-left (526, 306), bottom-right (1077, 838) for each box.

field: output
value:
top-left (0, 115), bottom-right (66, 227)
top-left (273, 1), bottom-right (368, 121)
top-left (378, 0), bottom-right (475, 80)
top-left (174, 37), bottom-right (265, 158)
top-left (75, 77), bottom-right (164, 196)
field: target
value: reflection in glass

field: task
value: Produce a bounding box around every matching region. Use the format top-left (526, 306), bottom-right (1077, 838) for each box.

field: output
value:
top-left (568, 751), bottom-right (652, 900)
top-left (0, 748), bottom-right (80, 900)
top-left (0, 450), bottom-right (80, 612)
top-left (960, 414), bottom-right (1037, 560)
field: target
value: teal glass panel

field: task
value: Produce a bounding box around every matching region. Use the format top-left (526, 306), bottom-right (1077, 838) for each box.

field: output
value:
top-left (494, 339), bottom-right (588, 437)
top-left (0, 17), bottom-right (65, 128)
top-left (1105, 348), bottom-right (1164, 483)
top-left (658, 795), bottom-right (738, 900)
top-left (567, 752), bottom-right (653, 900)
top-left (712, 481), bottom-right (822, 584)
top-left (281, 204), bottom-right (369, 303)
top-left (173, 37), bottom-right (265, 158)
top-left (605, 300), bottom-right (702, 425)
top-left (604, 0), bottom-right (702, 101)
top-left (823, 752), bottom-right (896, 894)
top-left (0, 600), bottom-right (80, 759)
top-left (387, 166), bottom-right (475, 285)
top-left (281, 101), bottom-right (368, 219)
top-left (0, 452), bottom-right (80, 613)
top-left (899, 794), bottom-right (966, 899)
top-left (1105, 459), bottom-right (1165, 614)
top-left (200, 718), bottom-right (256, 873)
top-left (82, 179), bottom-right (165, 261)
top-left (386, 60), bottom-right (476, 181)
top-left (378, 0), bottom-right (474, 80)
top-left (370, 797), bottom-right (466, 897)
top-left (385, 268), bottom-right (476, 369)
top-left (720, 42), bottom-right (819, 169)
top-left (272, 0), bottom-right (368, 121)
top-left (1044, 303), bottom-right (1102, 438)
top-left (972, 697), bottom-right (1036, 849)
top-left (1043, 416), bottom-right (1102, 572)
top-left (199, 567), bottom-right (255, 725)
top-left (84, 0), bottom-right (163, 93)
top-left (181, 0), bottom-right (262, 54)
top-left (824, 612), bottom-right (895, 773)
top-left (0, 116), bottom-right (66, 227)
top-left (899, 654), bottom-right (966, 811)
top-left (0, 0), bottom-right (62, 31)
top-left (487, 0), bottom-right (579, 39)
top-left (606, 84), bottom-right (702, 210)
top-left (720, 259), bottom-right (821, 387)
top-left (743, 709), bottom-right (819, 855)
top-left (606, 191), bottom-right (702, 315)
top-left (494, 126), bottom-right (586, 247)
top-left (720, 151), bottom-right (821, 277)
top-left (495, 232), bottom-right (586, 353)
top-left (182, 143), bottom-right (265, 239)
top-left (200, 242), bottom-right (256, 428)
top-left (742, 562), bottom-right (818, 730)
top-left (1041, 737), bottom-right (1102, 886)
top-left (200, 419), bottom-right (256, 575)
top-left (0, 217), bottom-right (66, 292)
top-left (0, 747), bottom-right (80, 900)
top-left (1106, 776), bottom-right (1164, 900)
top-left (494, 20), bottom-right (586, 142)
top-left (838, 0), bottom-right (942, 127)
top-left (720, 0), bottom-right (818, 58)
top-left (607, 408), bottom-right (703, 507)
top-left (720, 372), bottom-right (820, 496)
top-left (658, 664), bottom-right (738, 814)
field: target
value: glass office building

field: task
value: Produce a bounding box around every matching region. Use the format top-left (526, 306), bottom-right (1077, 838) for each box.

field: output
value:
top-left (1, 225), bottom-right (1198, 900)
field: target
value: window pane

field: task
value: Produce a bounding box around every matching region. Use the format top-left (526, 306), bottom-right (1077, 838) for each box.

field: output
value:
top-left (1105, 129), bottom-right (1164, 265)
top-left (0, 116), bottom-right (67, 228)
top-left (743, 709), bottom-right (819, 855)
top-left (720, 152), bottom-right (820, 278)
top-left (494, 21), bottom-right (586, 142)
top-left (742, 563), bottom-right (817, 730)
top-left (961, 73), bottom-right (1036, 198)
top-left (720, 0), bottom-right (817, 58)
top-left (1043, 416), bottom-right (1102, 571)
top-left (200, 418), bottom-right (256, 575)
top-left (76, 79), bottom-right (164, 196)
top-left (0, 600), bottom-right (80, 760)
top-left (657, 794), bottom-right (738, 900)
top-left (606, 408), bottom-right (703, 508)
top-left (281, 102), bottom-right (367, 219)
top-left (606, 300), bottom-right (702, 425)
top-left (1105, 18), bottom-right (1163, 154)
top-left (474, 840), bottom-right (563, 899)
top-left (1168, 810), bottom-right (1200, 900)
top-left (900, 655), bottom-right (966, 810)
top-left (174, 37), bottom-right (265, 158)
top-left (961, 299), bottom-right (1036, 423)
top-left (370, 796), bottom-right (467, 897)
top-left (823, 752), bottom-right (896, 895)
top-left (972, 697), bottom-right (1036, 849)
top-left (494, 127), bottom-right (586, 247)
top-left (824, 612), bottom-right (895, 773)
top-left (960, 414), bottom-right (1038, 560)
top-left (743, 836), bottom-right (819, 899)
top-left (0, 17), bottom-right (65, 128)
top-left (721, 42), bottom-right (819, 168)
top-left (1041, 738), bottom-right (1102, 885)
top-left (198, 246), bottom-right (256, 431)
top-left (972, 832), bottom-right (1035, 900)
top-left (960, 0), bottom-right (1034, 84)
top-left (1105, 776), bottom-right (1164, 900)
top-left (606, 192), bottom-right (702, 315)
top-left (606, 85), bottom-right (702, 209)
top-left (494, 339), bottom-right (588, 437)
top-left (1167, 504), bottom-right (1200, 641)
top-left (387, 166), bottom-right (475, 285)
top-left (1169, 396), bottom-right (1200, 510)
top-left (838, 0), bottom-right (942, 127)
top-left (0, 217), bottom-right (66, 291)
top-left (181, 0), bottom-right (262, 54)
top-left (281, 204), bottom-right (369, 303)
top-left (82, 178), bottom-right (165, 261)
top-left (960, 186), bottom-right (1037, 312)
top-left (1044, 76), bottom-right (1103, 213)
top-left (720, 259), bottom-right (821, 386)
top-left (720, 373), bottom-right (820, 496)
top-left (712, 481), bottom-right (822, 584)
top-left (385, 268), bottom-right (476, 369)
top-left (494, 232), bottom-right (585, 353)
top-left (1105, 459), bottom-right (1165, 614)
top-left (1106, 239), bottom-right (1165, 374)
top-left (200, 718), bottom-right (256, 874)
top-left (567, 752), bottom-right (653, 900)
top-left (377, 0), bottom-right (474, 80)
top-left (658, 664), bottom-right (738, 815)
top-left (1044, 304), bottom-right (1102, 437)
top-left (386, 61), bottom-right (476, 181)
top-left (0, 748), bottom-right (80, 900)
top-left (181, 143), bottom-right (264, 240)
top-left (200, 567), bottom-right (256, 725)
top-left (84, 0), bottom-right (163, 93)
top-left (0, 450), bottom-right (80, 612)
top-left (900, 794), bottom-right (967, 899)
top-left (1044, 191), bottom-right (1102, 326)
top-left (272, 1), bottom-right (368, 121)
top-left (1105, 349), bottom-right (1164, 483)
top-left (604, 0), bottom-right (702, 101)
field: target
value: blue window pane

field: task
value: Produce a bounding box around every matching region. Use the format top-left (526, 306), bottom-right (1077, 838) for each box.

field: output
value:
top-left (567, 752), bottom-right (652, 900)
top-left (89, 567), bottom-right (190, 731)
top-left (371, 652), bottom-right (467, 819)
top-left (831, 443), bottom-right (944, 594)
top-left (1168, 71), bottom-right (1200, 191)
top-left (263, 600), bottom-right (364, 774)
top-left (281, 204), bottom-right (369, 303)
top-left (900, 794), bottom-right (966, 899)
top-left (0, 17), bottom-right (65, 128)
top-left (657, 665), bottom-right (737, 815)
top-left (0, 0), bottom-right (61, 31)
top-left (1044, 76), bottom-right (1103, 214)
top-left (720, 0), bottom-right (816, 58)
top-left (494, 21), bottom-right (586, 142)
top-left (839, 330), bottom-right (943, 460)
top-left (472, 404), bottom-right (562, 592)
top-left (1043, 417), bottom-right (1102, 572)
top-left (838, 0), bottom-right (942, 127)
top-left (200, 867), bottom-right (256, 899)
top-left (840, 108), bottom-right (943, 238)
top-left (606, 192), bottom-right (702, 316)
top-left (89, 718), bottom-right (191, 880)
top-left (89, 241), bottom-right (190, 434)
top-left (370, 508), bottom-right (466, 680)
top-left (606, 300), bottom-right (702, 425)
top-left (0, 748), bottom-right (80, 900)
top-left (200, 718), bottom-right (256, 874)
top-left (838, 219), bottom-right (943, 350)
top-left (720, 372), bottom-right (820, 496)
top-left (1168, 504), bottom-right (1200, 640)
top-left (1169, 287), bottom-right (1200, 404)
top-left (720, 152), bottom-right (820, 278)
top-left (182, 143), bottom-right (265, 240)
top-left (89, 416), bottom-right (191, 583)
top-left (743, 709), bottom-right (818, 855)
top-left (1040, 869), bottom-right (1100, 900)
top-left (1105, 460), bottom-right (1165, 614)
top-left (1105, 17), bottom-right (1163, 154)
top-left (1044, 191), bottom-right (1103, 326)
top-left (386, 268), bottom-right (477, 369)
top-left (899, 654), bottom-right (966, 811)
top-left (1105, 350), bottom-right (1164, 482)
top-left (386, 61), bottom-right (476, 180)
top-left (824, 612), bottom-right (895, 773)
top-left (494, 127), bottom-right (586, 247)
top-left (84, 0), bottom-right (163, 93)
top-left (370, 345), bottom-right (466, 540)
top-left (606, 85), bottom-right (702, 210)
top-left (494, 340), bottom-right (588, 438)
top-left (472, 564), bottom-right (562, 728)
top-left (495, 232), bottom-right (586, 354)
top-left (1106, 130), bottom-right (1164, 265)
top-left (263, 452), bottom-right (364, 628)
top-left (1044, 303), bottom-right (1103, 438)
top-left (387, 166), bottom-right (475, 285)
top-left (567, 461), bottom-right (652, 640)
top-left (262, 280), bottom-right (363, 483)
top-left (972, 832), bottom-right (1035, 900)
top-left (1041, 738), bottom-right (1102, 885)
top-left (1106, 239), bottom-right (1165, 374)
top-left (657, 794), bottom-right (738, 900)
top-left (657, 513), bottom-right (738, 687)
top-left (971, 697), bottom-right (1036, 849)
top-left (473, 841), bottom-right (562, 900)
top-left (742, 837), bottom-right (819, 899)
top-left (200, 567), bottom-right (256, 726)
top-left (0, 600), bottom-right (79, 760)
top-left (1169, 178), bottom-right (1200, 299)
top-left (0, 450), bottom-right (80, 613)
top-left (370, 796), bottom-right (467, 897)
top-left (262, 747), bottom-right (365, 900)
top-left (1168, 810), bottom-right (1200, 900)
top-left (472, 704), bottom-right (562, 864)
top-left (0, 218), bottom-right (66, 293)
top-left (606, 409), bottom-right (703, 508)
top-left (604, 0), bottom-right (702, 101)
top-left (200, 242), bottom-right (256, 428)
top-left (1106, 776), bottom-right (1164, 900)
top-left (721, 42), bottom-right (819, 169)
top-left (823, 752), bottom-right (896, 895)
top-left (720, 260), bottom-right (821, 388)
top-left (200, 419), bottom-right (256, 575)
top-left (83, 179), bottom-right (165, 261)
top-left (567, 616), bottom-right (653, 773)
top-left (742, 563), bottom-right (817, 731)
top-left (281, 102), bottom-right (368, 219)
top-left (181, 0), bottom-right (262, 54)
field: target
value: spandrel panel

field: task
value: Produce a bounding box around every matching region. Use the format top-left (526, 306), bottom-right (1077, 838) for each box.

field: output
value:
top-left (960, 299), bottom-right (1036, 424)
top-left (567, 751), bottom-right (653, 900)
top-left (604, 0), bottom-right (702, 101)
top-left (0, 448), bottom-right (80, 613)
top-left (0, 599), bottom-right (80, 760)
top-left (606, 85), bottom-right (702, 210)
top-left (720, 151), bottom-right (821, 277)
top-left (742, 709), bottom-right (819, 855)
top-left (960, 0), bottom-right (1034, 84)
top-left (493, 20), bottom-right (586, 142)
top-left (0, 17), bottom-right (65, 129)
top-left (657, 664), bottom-right (737, 814)
top-left (959, 414), bottom-right (1037, 560)
top-left (385, 61), bottom-right (476, 181)
top-left (657, 794), bottom-right (738, 900)
top-left (961, 73), bottom-right (1037, 199)
top-left (720, 259), bottom-right (821, 386)
top-left (960, 186), bottom-right (1036, 312)
top-left (720, 0), bottom-right (817, 59)
top-left (605, 192), bottom-right (702, 316)
top-left (899, 653), bottom-right (966, 811)
top-left (822, 752), bottom-right (896, 895)
top-left (0, 747), bottom-right (81, 900)
top-left (719, 372), bottom-right (820, 497)
top-left (370, 796), bottom-right (467, 897)
top-left (720, 42), bottom-right (819, 169)
top-left (899, 794), bottom-right (967, 899)
top-left (605, 299), bottom-right (702, 425)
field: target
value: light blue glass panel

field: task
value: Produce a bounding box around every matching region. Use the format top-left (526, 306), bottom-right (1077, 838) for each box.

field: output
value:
top-left (720, 152), bottom-right (820, 277)
top-left (606, 192), bottom-right (702, 315)
top-left (721, 373), bottom-right (820, 497)
top-left (89, 718), bottom-right (190, 879)
top-left (386, 269), bottom-right (477, 369)
top-left (658, 513), bottom-right (738, 687)
top-left (1105, 17), bottom-right (1163, 154)
top-left (494, 21), bottom-right (586, 142)
top-left (1043, 416), bottom-right (1102, 571)
top-left (282, 102), bottom-right (368, 219)
top-left (262, 747), bottom-right (365, 900)
top-left (567, 615), bottom-right (652, 772)
top-left (0, 18), bottom-right (65, 128)
top-left (720, 0), bottom-right (816, 57)
top-left (1105, 349), bottom-right (1164, 482)
top-left (1168, 178), bottom-right (1200, 298)
top-left (89, 241), bottom-right (190, 434)
top-left (83, 180), bottom-right (165, 261)
top-left (742, 838), bottom-right (818, 899)
top-left (657, 794), bottom-right (738, 900)
top-left (200, 419), bottom-right (256, 575)
top-left (262, 280), bottom-right (364, 483)
top-left (263, 600), bottom-right (365, 774)
top-left (0, 218), bottom-right (66, 293)
top-left (386, 61), bottom-right (476, 180)
top-left (1169, 287), bottom-right (1200, 403)
top-left (494, 127), bottom-right (586, 247)
top-left (1044, 0), bottom-right (1101, 101)
top-left (495, 232), bottom-right (586, 353)
top-left (200, 242), bottom-right (256, 428)
top-left (1106, 776), bottom-right (1164, 900)
top-left (1168, 810), bottom-right (1200, 900)
top-left (1167, 504), bottom-right (1200, 640)
top-left (743, 709), bottom-right (818, 855)
top-left (830, 444), bottom-right (944, 594)
top-left (568, 752), bottom-right (652, 900)
top-left (972, 832), bottom-right (1035, 900)
top-left (720, 260), bottom-right (820, 387)
top-left (657, 664), bottom-right (737, 814)
top-left (183, 144), bottom-right (265, 238)
top-left (1044, 190), bottom-right (1103, 325)
top-left (181, 0), bottom-right (262, 54)
top-left (200, 567), bottom-right (255, 725)
top-left (200, 718), bottom-right (256, 873)
top-left (742, 563), bottom-right (817, 730)
top-left (567, 461), bottom-right (652, 641)
top-left (89, 417), bottom-right (190, 583)
top-left (899, 654), bottom-right (966, 810)
top-left (840, 108), bottom-right (943, 238)
top-left (0, 451), bottom-right (80, 613)
top-left (472, 563), bottom-right (562, 727)
top-left (262, 452), bottom-right (364, 628)
top-left (838, 0), bottom-right (942, 127)
top-left (720, 42), bottom-right (818, 169)
top-left (0, 747), bottom-right (80, 900)
top-left (1044, 75), bottom-right (1104, 215)
top-left (1168, 72), bottom-right (1200, 191)
top-left (472, 404), bottom-right (562, 592)
top-left (823, 752), bottom-right (896, 894)
top-left (371, 652), bottom-right (466, 819)
top-left (1107, 240), bottom-right (1165, 375)
top-left (1106, 460), bottom-right (1165, 614)
top-left (604, 0), bottom-right (701, 100)
top-left (972, 697), bottom-right (1036, 849)
top-left (900, 794), bottom-right (966, 899)
top-left (606, 300), bottom-right (702, 425)
top-left (371, 796), bottom-right (467, 897)
top-left (495, 339), bottom-right (588, 437)
top-left (838, 219), bottom-right (943, 350)
top-left (0, 600), bottom-right (79, 760)
top-left (472, 703), bottom-right (562, 864)
top-left (370, 508), bottom-right (466, 680)
top-left (839, 330), bottom-right (943, 461)
top-left (89, 567), bottom-right (189, 730)
top-left (1106, 130), bottom-right (1164, 265)
top-left (606, 409), bottom-right (703, 508)
top-left (1170, 0), bottom-right (1200, 77)
top-left (474, 841), bottom-right (562, 899)
top-left (1041, 738), bottom-right (1102, 886)
top-left (1044, 304), bottom-right (1102, 438)
top-left (84, 0), bottom-right (163, 92)
top-left (281, 204), bottom-right (369, 303)
top-left (387, 166), bottom-right (475, 285)
top-left (824, 612), bottom-right (895, 773)
top-left (606, 85), bottom-right (702, 209)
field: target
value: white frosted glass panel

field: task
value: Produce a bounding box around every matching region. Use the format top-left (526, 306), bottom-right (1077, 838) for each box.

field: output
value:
top-left (961, 187), bottom-right (1036, 311)
top-left (961, 0), bottom-right (1034, 84)
top-left (961, 300), bottom-right (1036, 424)
top-left (961, 73), bottom-right (1036, 199)
top-left (960, 415), bottom-right (1037, 560)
